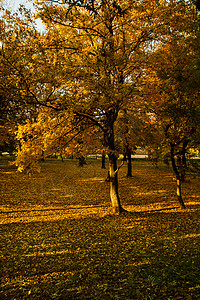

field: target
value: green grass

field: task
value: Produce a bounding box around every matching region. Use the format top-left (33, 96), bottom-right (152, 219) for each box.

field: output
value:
top-left (0, 158), bottom-right (200, 299)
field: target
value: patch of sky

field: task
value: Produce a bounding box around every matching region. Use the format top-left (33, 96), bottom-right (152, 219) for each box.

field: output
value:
top-left (1, 0), bottom-right (45, 32)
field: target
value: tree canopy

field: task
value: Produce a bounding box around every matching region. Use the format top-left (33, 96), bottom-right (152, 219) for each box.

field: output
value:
top-left (0, 0), bottom-right (200, 212)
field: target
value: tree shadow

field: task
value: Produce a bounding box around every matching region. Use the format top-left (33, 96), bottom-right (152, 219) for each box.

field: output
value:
top-left (120, 206), bottom-right (181, 217)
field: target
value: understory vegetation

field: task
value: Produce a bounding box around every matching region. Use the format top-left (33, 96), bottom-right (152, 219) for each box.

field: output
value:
top-left (0, 157), bottom-right (200, 299)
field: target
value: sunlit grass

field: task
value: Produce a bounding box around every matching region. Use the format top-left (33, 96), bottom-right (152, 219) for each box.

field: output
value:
top-left (0, 158), bottom-right (200, 299)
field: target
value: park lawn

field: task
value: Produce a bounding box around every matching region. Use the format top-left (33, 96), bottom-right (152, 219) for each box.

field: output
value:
top-left (0, 158), bottom-right (200, 299)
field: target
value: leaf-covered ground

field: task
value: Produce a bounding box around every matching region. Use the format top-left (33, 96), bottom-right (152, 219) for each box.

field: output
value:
top-left (0, 157), bottom-right (200, 299)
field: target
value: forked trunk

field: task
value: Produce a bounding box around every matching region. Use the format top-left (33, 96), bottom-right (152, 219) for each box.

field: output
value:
top-left (108, 154), bottom-right (124, 214)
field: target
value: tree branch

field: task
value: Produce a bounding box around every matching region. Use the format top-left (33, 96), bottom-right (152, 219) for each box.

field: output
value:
top-left (114, 160), bottom-right (124, 174)
top-left (75, 111), bottom-right (106, 133)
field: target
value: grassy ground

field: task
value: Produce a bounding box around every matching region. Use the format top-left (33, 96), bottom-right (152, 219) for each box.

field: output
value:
top-left (0, 157), bottom-right (200, 299)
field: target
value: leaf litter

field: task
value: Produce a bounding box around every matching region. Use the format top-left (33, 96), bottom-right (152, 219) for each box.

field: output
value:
top-left (0, 158), bottom-right (200, 299)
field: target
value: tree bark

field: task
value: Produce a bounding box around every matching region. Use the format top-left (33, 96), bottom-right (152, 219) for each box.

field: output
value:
top-left (170, 143), bottom-right (186, 209)
top-left (126, 147), bottom-right (132, 177)
top-left (40, 150), bottom-right (45, 162)
top-left (108, 153), bottom-right (124, 214)
top-left (102, 151), bottom-right (106, 169)
top-left (180, 139), bottom-right (189, 181)
top-left (78, 155), bottom-right (86, 167)
top-left (123, 152), bottom-right (127, 161)
top-left (176, 179), bottom-right (186, 209)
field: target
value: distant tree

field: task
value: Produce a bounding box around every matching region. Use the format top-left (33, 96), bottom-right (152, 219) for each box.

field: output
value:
top-left (115, 109), bottom-right (143, 177)
top-left (143, 28), bottom-right (200, 208)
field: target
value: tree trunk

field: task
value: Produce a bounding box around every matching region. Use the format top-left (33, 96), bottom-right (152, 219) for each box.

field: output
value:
top-left (40, 150), bottom-right (45, 162)
top-left (180, 139), bottom-right (189, 181)
top-left (78, 155), bottom-right (86, 167)
top-left (176, 179), bottom-right (186, 209)
top-left (127, 147), bottom-right (132, 177)
top-left (108, 154), bottom-right (124, 214)
top-left (170, 143), bottom-right (186, 209)
top-left (102, 151), bottom-right (106, 169)
top-left (103, 113), bottom-right (126, 214)
top-left (123, 152), bottom-right (127, 162)
top-left (105, 170), bottom-right (110, 182)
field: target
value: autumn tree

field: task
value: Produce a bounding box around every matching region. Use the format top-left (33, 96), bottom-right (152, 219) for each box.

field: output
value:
top-left (0, 7), bottom-right (42, 156)
top-left (143, 18), bottom-right (200, 208)
top-left (31, 0), bottom-right (196, 213)
top-left (2, 0), bottom-right (197, 213)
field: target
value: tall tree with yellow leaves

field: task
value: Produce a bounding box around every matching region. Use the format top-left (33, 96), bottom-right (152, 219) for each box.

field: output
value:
top-left (2, 0), bottom-right (196, 213)
top-left (31, 0), bottom-right (194, 213)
